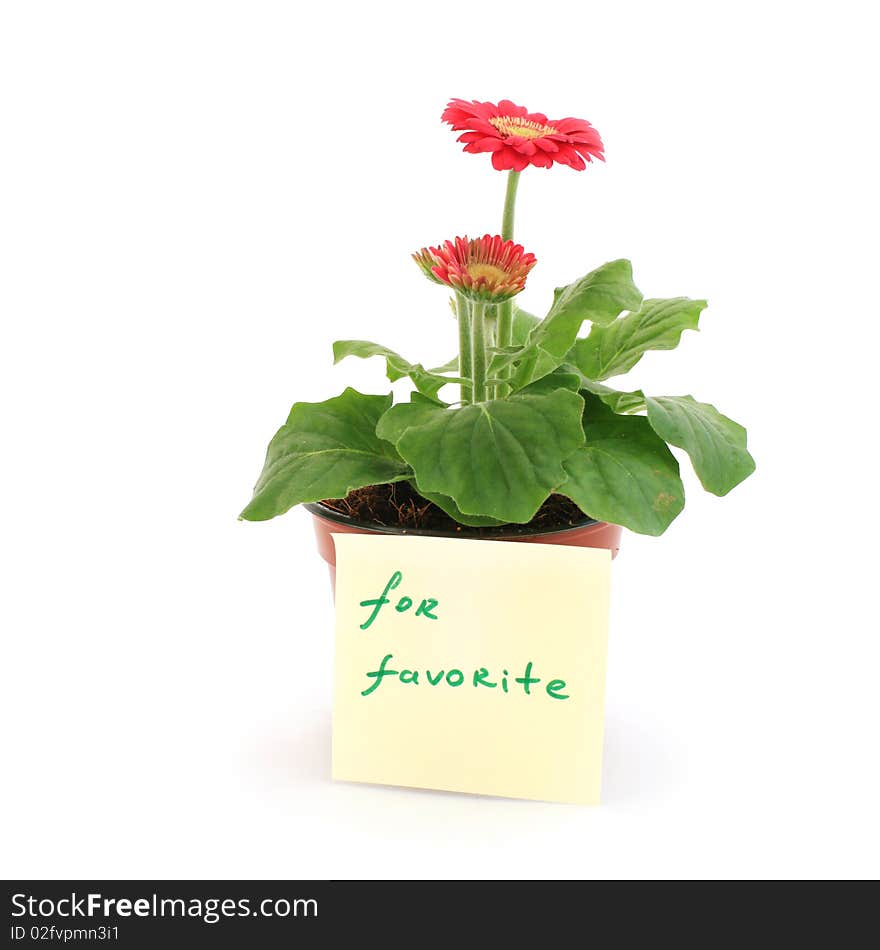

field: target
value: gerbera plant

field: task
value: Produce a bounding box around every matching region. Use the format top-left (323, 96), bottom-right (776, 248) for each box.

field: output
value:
top-left (240, 98), bottom-right (754, 535)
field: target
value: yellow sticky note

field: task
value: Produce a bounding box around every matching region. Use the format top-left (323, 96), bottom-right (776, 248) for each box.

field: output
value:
top-left (332, 534), bottom-right (612, 805)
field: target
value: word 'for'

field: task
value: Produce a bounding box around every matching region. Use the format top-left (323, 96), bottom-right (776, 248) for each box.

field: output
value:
top-left (359, 571), bottom-right (438, 630)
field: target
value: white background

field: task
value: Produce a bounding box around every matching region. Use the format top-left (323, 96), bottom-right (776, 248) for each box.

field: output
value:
top-left (2, 0), bottom-right (878, 879)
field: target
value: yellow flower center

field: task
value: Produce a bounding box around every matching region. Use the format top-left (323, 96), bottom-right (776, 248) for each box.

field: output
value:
top-left (489, 115), bottom-right (558, 140)
top-left (467, 262), bottom-right (509, 284)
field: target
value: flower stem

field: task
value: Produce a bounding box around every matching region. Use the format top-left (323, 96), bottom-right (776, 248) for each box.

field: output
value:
top-left (456, 292), bottom-right (473, 405)
top-left (486, 305), bottom-right (499, 400)
top-left (471, 301), bottom-right (488, 403)
top-left (497, 169), bottom-right (521, 395)
top-left (501, 170), bottom-right (520, 241)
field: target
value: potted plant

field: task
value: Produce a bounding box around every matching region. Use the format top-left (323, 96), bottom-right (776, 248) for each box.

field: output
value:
top-left (240, 98), bottom-right (755, 588)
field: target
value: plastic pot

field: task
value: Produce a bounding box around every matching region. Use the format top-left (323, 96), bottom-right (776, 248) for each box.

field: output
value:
top-left (304, 501), bottom-right (622, 597)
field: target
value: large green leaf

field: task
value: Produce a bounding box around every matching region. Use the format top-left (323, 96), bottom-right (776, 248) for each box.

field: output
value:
top-left (559, 396), bottom-right (685, 536)
top-left (240, 388), bottom-right (411, 521)
top-left (572, 297), bottom-right (706, 380)
top-left (579, 378), bottom-right (647, 414)
top-left (518, 369), bottom-right (583, 397)
top-left (333, 340), bottom-right (463, 403)
top-left (545, 258), bottom-right (643, 328)
top-left (376, 393), bottom-right (445, 445)
top-left (498, 260), bottom-right (643, 391)
top-left (645, 395), bottom-right (755, 496)
top-left (395, 390), bottom-right (586, 523)
top-left (378, 397), bottom-right (509, 527)
top-left (411, 484), bottom-right (505, 527)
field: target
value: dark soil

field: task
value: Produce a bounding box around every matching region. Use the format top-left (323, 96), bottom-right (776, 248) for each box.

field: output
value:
top-left (320, 483), bottom-right (592, 536)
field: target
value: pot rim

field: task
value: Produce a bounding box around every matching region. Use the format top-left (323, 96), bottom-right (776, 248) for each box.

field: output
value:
top-left (303, 500), bottom-right (604, 541)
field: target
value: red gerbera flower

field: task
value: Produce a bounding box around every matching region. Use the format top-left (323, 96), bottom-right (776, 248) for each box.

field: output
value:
top-left (442, 98), bottom-right (605, 172)
top-left (416, 235), bottom-right (537, 303)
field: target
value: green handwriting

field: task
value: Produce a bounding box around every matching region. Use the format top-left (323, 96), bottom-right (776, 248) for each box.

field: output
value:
top-left (359, 571), bottom-right (439, 630)
top-left (361, 654), bottom-right (569, 700)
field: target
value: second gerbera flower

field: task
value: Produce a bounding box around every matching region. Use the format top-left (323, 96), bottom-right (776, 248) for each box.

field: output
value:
top-left (417, 235), bottom-right (537, 303)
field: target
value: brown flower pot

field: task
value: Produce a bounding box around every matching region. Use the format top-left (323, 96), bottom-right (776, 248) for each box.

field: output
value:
top-left (304, 501), bottom-right (622, 597)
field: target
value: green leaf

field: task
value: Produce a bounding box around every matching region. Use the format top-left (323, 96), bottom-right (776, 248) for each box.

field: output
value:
top-left (240, 388), bottom-right (411, 521)
top-left (518, 369), bottom-right (583, 397)
top-left (559, 395), bottom-right (685, 536)
top-left (500, 260), bottom-right (643, 391)
top-left (545, 258), bottom-right (643, 328)
top-left (427, 355), bottom-right (459, 374)
top-left (644, 395), bottom-right (755, 496)
top-left (572, 297), bottom-right (706, 380)
top-left (375, 393), bottom-right (444, 445)
top-left (501, 348), bottom-right (561, 390)
top-left (411, 484), bottom-right (505, 527)
top-left (395, 390), bottom-right (586, 523)
top-left (512, 306), bottom-right (540, 344)
top-left (579, 378), bottom-right (647, 414)
top-left (333, 340), bottom-right (463, 403)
